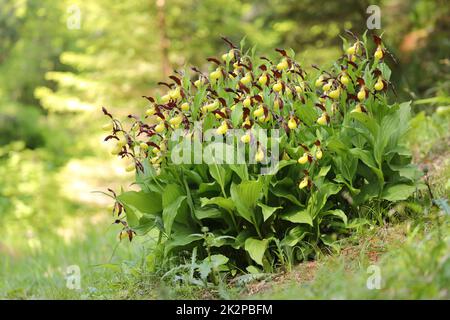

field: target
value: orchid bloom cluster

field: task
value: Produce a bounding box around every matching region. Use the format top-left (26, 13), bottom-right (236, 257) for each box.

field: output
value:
top-left (102, 34), bottom-right (390, 190)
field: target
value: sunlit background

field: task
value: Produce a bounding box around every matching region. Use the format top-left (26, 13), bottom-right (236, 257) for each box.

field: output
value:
top-left (0, 0), bottom-right (448, 298)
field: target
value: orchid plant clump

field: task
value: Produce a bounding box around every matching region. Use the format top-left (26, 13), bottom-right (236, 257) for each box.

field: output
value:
top-left (102, 32), bottom-right (421, 277)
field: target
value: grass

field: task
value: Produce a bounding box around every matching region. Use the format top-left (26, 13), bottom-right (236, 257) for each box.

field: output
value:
top-left (245, 215), bottom-right (449, 299)
top-left (0, 144), bottom-right (146, 299)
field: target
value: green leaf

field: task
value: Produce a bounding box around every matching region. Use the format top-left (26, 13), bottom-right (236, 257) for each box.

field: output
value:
top-left (281, 226), bottom-right (310, 247)
top-left (231, 103), bottom-right (243, 127)
top-left (244, 238), bottom-right (269, 266)
top-left (257, 202), bottom-right (281, 221)
top-left (183, 169), bottom-right (203, 186)
top-left (320, 234), bottom-right (340, 252)
top-left (295, 99), bottom-right (317, 126)
top-left (162, 195), bottom-right (187, 236)
top-left (198, 261), bottom-right (212, 281)
top-left (198, 254), bottom-right (229, 281)
top-left (209, 254), bottom-right (229, 268)
top-left (334, 174), bottom-right (360, 194)
top-left (165, 230), bottom-right (203, 254)
top-left (198, 182), bottom-right (220, 194)
top-left (133, 214), bottom-right (159, 235)
top-left (230, 179), bottom-right (263, 224)
top-left (281, 209), bottom-right (313, 226)
top-left (388, 163), bottom-right (422, 182)
top-left (318, 165), bottom-right (331, 177)
top-left (200, 197), bottom-right (235, 212)
top-left (270, 178), bottom-right (302, 206)
top-left (331, 148), bottom-right (358, 188)
top-left (232, 230), bottom-right (252, 249)
top-left (379, 63), bottom-right (392, 81)
top-left (309, 181), bottom-right (342, 217)
top-left (263, 159), bottom-right (297, 176)
top-left (208, 164), bottom-right (228, 195)
top-left (194, 207), bottom-right (222, 220)
top-left (350, 148), bottom-right (377, 168)
top-left (162, 184), bottom-right (184, 206)
top-left (381, 184), bottom-right (416, 201)
top-left (209, 235), bottom-right (235, 248)
top-left (349, 148), bottom-right (384, 184)
top-left (229, 163), bottom-right (249, 181)
top-left (321, 209), bottom-right (348, 225)
top-left (246, 265), bottom-right (261, 274)
top-left (350, 112), bottom-right (379, 140)
top-left (117, 191), bottom-right (162, 228)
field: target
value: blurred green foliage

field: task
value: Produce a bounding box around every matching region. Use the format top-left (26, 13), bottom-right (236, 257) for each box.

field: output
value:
top-left (1, 0), bottom-right (448, 123)
top-left (0, 104), bottom-right (44, 148)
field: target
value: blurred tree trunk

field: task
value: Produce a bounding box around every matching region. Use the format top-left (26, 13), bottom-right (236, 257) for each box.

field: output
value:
top-left (156, 0), bottom-right (171, 78)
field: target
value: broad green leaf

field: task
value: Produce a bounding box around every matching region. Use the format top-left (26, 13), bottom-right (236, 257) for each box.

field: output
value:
top-left (162, 195), bottom-right (187, 235)
top-left (183, 169), bottom-right (203, 186)
top-left (198, 254), bottom-right (229, 281)
top-left (320, 234), bottom-right (340, 252)
top-left (244, 238), bottom-right (269, 266)
top-left (230, 179), bottom-right (263, 224)
top-left (353, 177), bottom-right (382, 205)
top-left (264, 159), bottom-right (297, 176)
top-left (318, 165), bottom-right (331, 177)
top-left (117, 191), bottom-right (162, 228)
top-left (257, 202), bottom-right (281, 221)
top-left (229, 163), bottom-right (249, 181)
top-left (246, 265), bottom-right (261, 274)
top-left (162, 184), bottom-right (183, 203)
top-left (133, 214), bottom-right (159, 235)
top-left (270, 178), bottom-right (302, 206)
top-left (208, 164), bottom-right (228, 195)
top-left (388, 163), bottom-right (422, 182)
top-left (327, 136), bottom-right (348, 152)
top-left (233, 230), bottom-right (252, 249)
top-left (334, 174), bottom-right (360, 194)
top-left (281, 209), bottom-right (313, 226)
top-left (320, 209), bottom-right (348, 225)
top-left (350, 112), bottom-right (379, 139)
top-left (350, 148), bottom-right (377, 168)
top-left (135, 158), bottom-right (163, 193)
top-left (310, 181), bottom-right (342, 217)
top-left (332, 151), bottom-right (357, 185)
top-left (281, 226), bottom-right (310, 247)
top-left (295, 99), bottom-right (317, 126)
top-left (209, 235), bottom-right (236, 248)
top-left (231, 104), bottom-right (243, 127)
top-left (202, 113), bottom-right (217, 131)
top-left (381, 184), bottom-right (416, 201)
top-left (379, 63), bottom-right (392, 81)
top-left (198, 181), bottom-right (220, 194)
top-left (200, 197), bottom-right (235, 212)
top-left (209, 254), bottom-right (229, 268)
top-left (194, 207), bottom-right (222, 220)
top-left (350, 148), bottom-right (384, 184)
top-left (165, 230), bottom-right (202, 254)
